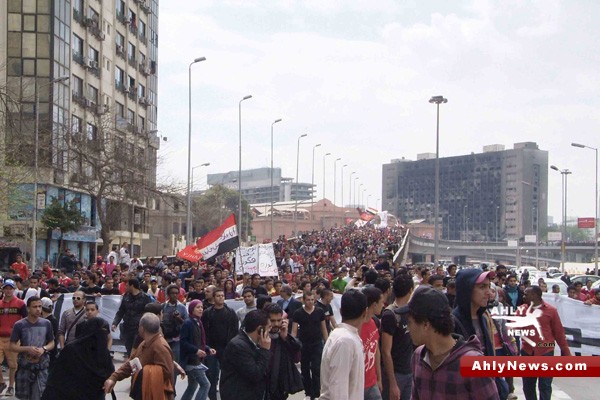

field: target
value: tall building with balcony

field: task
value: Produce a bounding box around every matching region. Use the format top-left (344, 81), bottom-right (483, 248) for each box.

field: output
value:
top-left (382, 142), bottom-right (548, 242)
top-left (0, 0), bottom-right (160, 268)
top-left (207, 167), bottom-right (315, 204)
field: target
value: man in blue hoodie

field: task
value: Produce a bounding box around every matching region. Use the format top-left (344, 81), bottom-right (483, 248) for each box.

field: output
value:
top-left (453, 269), bottom-right (509, 400)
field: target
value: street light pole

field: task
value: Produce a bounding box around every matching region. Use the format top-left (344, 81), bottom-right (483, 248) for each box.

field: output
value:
top-left (367, 194), bottom-right (372, 208)
top-left (429, 95), bottom-right (447, 267)
top-left (551, 165), bottom-right (572, 272)
top-left (294, 134), bottom-right (308, 235)
top-left (191, 163), bottom-right (210, 192)
top-left (359, 183), bottom-right (364, 207)
top-left (270, 118), bottom-right (282, 241)
top-left (572, 142), bottom-right (599, 275)
top-left (311, 144), bottom-right (321, 211)
top-left (354, 177), bottom-right (359, 207)
top-left (186, 56), bottom-right (206, 245)
top-left (323, 153), bottom-right (331, 201)
top-left (32, 76), bottom-right (69, 270)
top-left (341, 164), bottom-right (347, 208)
top-left (333, 158), bottom-right (341, 206)
top-left (238, 95), bottom-right (252, 241)
top-left (349, 172), bottom-right (356, 206)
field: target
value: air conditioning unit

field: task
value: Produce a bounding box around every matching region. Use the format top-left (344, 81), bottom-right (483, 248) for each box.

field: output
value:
top-left (125, 86), bottom-right (131, 93)
top-left (99, 32), bottom-right (106, 40)
top-left (138, 97), bottom-right (146, 105)
top-left (87, 59), bottom-right (98, 69)
top-left (116, 44), bottom-right (124, 54)
top-left (126, 18), bottom-right (132, 25)
top-left (85, 98), bottom-right (92, 107)
top-left (97, 104), bottom-right (108, 114)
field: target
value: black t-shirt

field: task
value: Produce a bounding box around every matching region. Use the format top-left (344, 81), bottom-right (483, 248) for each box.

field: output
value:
top-left (100, 287), bottom-right (120, 295)
top-left (293, 307), bottom-right (325, 346)
top-left (381, 307), bottom-right (413, 374)
top-left (315, 301), bottom-right (334, 333)
top-left (187, 291), bottom-right (204, 301)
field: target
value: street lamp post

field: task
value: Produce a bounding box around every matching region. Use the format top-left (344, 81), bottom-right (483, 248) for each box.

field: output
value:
top-left (270, 118), bottom-right (282, 240)
top-left (186, 56), bottom-right (206, 245)
top-left (341, 164), bottom-right (348, 208)
top-left (551, 165), bottom-right (572, 272)
top-left (349, 172), bottom-right (356, 206)
top-left (238, 95), bottom-right (252, 241)
top-left (311, 144), bottom-right (321, 211)
top-left (354, 177), bottom-right (359, 207)
top-left (367, 194), bottom-right (372, 208)
top-left (294, 134), bottom-right (308, 235)
top-left (429, 95), bottom-right (448, 267)
top-left (572, 142), bottom-right (599, 275)
top-left (32, 76), bottom-right (69, 270)
top-left (495, 206), bottom-right (499, 242)
top-left (191, 163), bottom-right (210, 192)
top-left (522, 180), bottom-right (539, 269)
top-left (323, 153), bottom-right (331, 201)
top-left (333, 158), bottom-right (341, 206)
top-left (359, 183), bottom-right (364, 207)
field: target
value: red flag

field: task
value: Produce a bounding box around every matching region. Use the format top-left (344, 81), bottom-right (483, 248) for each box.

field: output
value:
top-left (177, 245), bottom-right (203, 262)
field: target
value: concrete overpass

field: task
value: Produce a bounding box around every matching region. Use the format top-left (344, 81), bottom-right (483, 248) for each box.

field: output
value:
top-left (407, 234), bottom-right (597, 266)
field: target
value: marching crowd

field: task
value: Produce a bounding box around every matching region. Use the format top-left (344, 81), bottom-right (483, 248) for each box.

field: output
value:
top-left (0, 225), bottom-right (591, 400)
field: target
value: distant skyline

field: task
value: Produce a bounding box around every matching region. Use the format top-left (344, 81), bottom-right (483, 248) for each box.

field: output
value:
top-left (157, 1), bottom-right (600, 224)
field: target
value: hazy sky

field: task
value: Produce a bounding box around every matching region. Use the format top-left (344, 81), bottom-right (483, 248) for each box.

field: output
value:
top-left (156, 0), bottom-right (600, 224)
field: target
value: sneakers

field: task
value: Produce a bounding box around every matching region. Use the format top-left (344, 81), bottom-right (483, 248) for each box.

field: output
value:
top-left (0, 383), bottom-right (6, 394)
top-left (507, 394), bottom-right (518, 400)
top-left (5, 387), bottom-right (14, 397)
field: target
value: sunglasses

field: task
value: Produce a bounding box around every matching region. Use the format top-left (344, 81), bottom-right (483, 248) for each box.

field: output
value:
top-left (73, 296), bottom-right (83, 300)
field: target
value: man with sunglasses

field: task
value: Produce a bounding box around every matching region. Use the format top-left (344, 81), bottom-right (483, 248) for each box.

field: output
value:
top-left (57, 290), bottom-right (86, 348)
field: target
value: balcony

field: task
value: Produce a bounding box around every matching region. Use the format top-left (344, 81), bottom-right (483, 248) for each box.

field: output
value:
top-left (138, 96), bottom-right (148, 109)
top-left (72, 91), bottom-right (87, 107)
top-left (73, 9), bottom-right (86, 27)
top-left (73, 51), bottom-right (85, 66)
top-left (138, 61), bottom-right (150, 76)
top-left (127, 88), bottom-right (137, 101)
top-left (128, 55), bottom-right (137, 68)
top-left (87, 22), bottom-right (105, 41)
top-left (116, 11), bottom-right (129, 26)
top-left (116, 44), bottom-right (126, 60)
top-left (115, 81), bottom-right (127, 94)
top-left (129, 23), bottom-right (138, 35)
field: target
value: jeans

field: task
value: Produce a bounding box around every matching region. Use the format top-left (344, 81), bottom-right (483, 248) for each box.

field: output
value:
top-left (120, 325), bottom-right (137, 357)
top-left (168, 340), bottom-right (181, 392)
top-left (300, 343), bottom-right (323, 399)
top-left (181, 367), bottom-right (211, 400)
top-left (521, 351), bottom-right (554, 400)
top-left (205, 354), bottom-right (220, 400)
top-left (364, 384), bottom-right (383, 400)
top-left (382, 372), bottom-right (412, 400)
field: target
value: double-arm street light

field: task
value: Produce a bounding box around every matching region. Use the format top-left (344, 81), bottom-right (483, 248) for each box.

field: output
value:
top-left (294, 134), bottom-right (308, 235)
top-left (311, 144), bottom-right (321, 211)
top-left (323, 153), bottom-right (331, 201)
top-left (270, 118), bottom-right (282, 240)
top-left (186, 56), bottom-right (206, 245)
top-left (32, 75), bottom-right (70, 269)
top-left (429, 95), bottom-right (448, 267)
top-left (551, 165), bottom-right (572, 272)
top-left (191, 163), bottom-right (210, 192)
top-left (238, 95), bottom-right (252, 241)
top-left (333, 158), bottom-right (341, 206)
top-left (572, 142), bottom-right (599, 275)
top-left (349, 172), bottom-right (356, 206)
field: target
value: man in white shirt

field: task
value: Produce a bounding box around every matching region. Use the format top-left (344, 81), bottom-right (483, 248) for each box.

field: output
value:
top-left (319, 289), bottom-right (368, 400)
top-left (119, 242), bottom-right (131, 267)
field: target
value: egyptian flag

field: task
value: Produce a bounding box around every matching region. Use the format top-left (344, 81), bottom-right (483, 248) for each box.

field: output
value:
top-left (177, 245), bottom-right (203, 262)
top-left (196, 214), bottom-right (240, 261)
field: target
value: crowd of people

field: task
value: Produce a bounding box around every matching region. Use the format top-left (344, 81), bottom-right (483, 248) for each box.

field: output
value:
top-left (0, 225), bottom-right (592, 400)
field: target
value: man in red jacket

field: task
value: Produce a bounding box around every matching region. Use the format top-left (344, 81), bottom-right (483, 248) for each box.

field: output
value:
top-left (518, 285), bottom-right (571, 400)
top-left (0, 279), bottom-right (27, 396)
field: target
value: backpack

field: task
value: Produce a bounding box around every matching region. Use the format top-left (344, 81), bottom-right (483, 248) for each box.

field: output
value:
top-left (162, 304), bottom-right (182, 339)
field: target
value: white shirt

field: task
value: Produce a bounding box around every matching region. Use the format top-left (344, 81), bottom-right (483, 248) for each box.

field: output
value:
top-left (119, 246), bottom-right (131, 266)
top-left (319, 323), bottom-right (364, 400)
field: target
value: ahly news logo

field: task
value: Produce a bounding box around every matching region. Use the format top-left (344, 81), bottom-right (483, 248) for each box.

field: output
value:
top-left (491, 303), bottom-right (552, 348)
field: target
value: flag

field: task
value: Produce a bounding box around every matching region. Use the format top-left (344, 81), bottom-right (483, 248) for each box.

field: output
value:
top-left (196, 214), bottom-right (240, 261)
top-left (177, 245), bottom-right (203, 262)
top-left (360, 211), bottom-right (375, 222)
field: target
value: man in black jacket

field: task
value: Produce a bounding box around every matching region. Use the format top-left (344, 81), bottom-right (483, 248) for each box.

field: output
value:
top-left (276, 285), bottom-right (302, 323)
top-left (201, 288), bottom-right (239, 400)
top-left (264, 304), bottom-right (302, 400)
top-left (111, 278), bottom-right (151, 357)
top-left (220, 310), bottom-right (271, 400)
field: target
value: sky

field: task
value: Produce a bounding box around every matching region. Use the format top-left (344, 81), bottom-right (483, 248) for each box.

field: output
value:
top-left (155, 0), bottom-right (600, 224)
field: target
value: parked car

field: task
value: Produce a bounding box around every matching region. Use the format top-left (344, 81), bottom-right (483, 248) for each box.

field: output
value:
top-left (571, 275), bottom-right (600, 285)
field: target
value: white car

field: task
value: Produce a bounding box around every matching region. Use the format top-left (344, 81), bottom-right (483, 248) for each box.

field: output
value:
top-left (545, 278), bottom-right (568, 295)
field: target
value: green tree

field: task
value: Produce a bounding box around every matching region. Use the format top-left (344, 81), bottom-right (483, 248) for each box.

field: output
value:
top-left (41, 197), bottom-right (85, 257)
top-left (191, 185), bottom-right (252, 238)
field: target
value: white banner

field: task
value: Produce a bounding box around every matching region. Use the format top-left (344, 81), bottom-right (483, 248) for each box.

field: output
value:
top-left (524, 235), bottom-right (537, 243)
top-left (548, 231), bottom-right (562, 241)
top-left (377, 211), bottom-right (389, 228)
top-left (236, 244), bottom-right (278, 276)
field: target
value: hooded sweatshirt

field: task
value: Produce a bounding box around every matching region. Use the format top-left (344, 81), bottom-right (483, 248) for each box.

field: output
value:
top-left (411, 335), bottom-right (499, 400)
top-left (452, 269), bottom-right (495, 357)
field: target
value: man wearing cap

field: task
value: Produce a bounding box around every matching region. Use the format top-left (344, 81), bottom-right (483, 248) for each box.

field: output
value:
top-left (398, 286), bottom-right (498, 399)
top-left (454, 269), bottom-right (508, 399)
top-left (41, 297), bottom-right (59, 368)
top-left (0, 279), bottom-right (27, 396)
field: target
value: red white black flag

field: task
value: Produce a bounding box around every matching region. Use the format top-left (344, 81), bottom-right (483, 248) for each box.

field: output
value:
top-left (196, 214), bottom-right (240, 261)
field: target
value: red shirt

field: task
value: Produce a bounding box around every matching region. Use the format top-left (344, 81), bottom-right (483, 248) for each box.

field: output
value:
top-left (59, 276), bottom-right (72, 287)
top-left (360, 317), bottom-right (380, 388)
top-left (0, 296), bottom-right (26, 337)
top-left (518, 301), bottom-right (571, 356)
top-left (11, 262), bottom-right (30, 281)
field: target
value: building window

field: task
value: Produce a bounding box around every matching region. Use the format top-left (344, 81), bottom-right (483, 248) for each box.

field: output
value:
top-left (73, 75), bottom-right (84, 96)
top-left (86, 122), bottom-right (97, 140)
top-left (115, 66), bottom-right (125, 86)
top-left (88, 84), bottom-right (99, 103)
top-left (127, 109), bottom-right (135, 125)
top-left (72, 115), bottom-right (83, 134)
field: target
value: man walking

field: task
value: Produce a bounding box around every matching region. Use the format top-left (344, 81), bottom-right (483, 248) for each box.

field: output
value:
top-left (201, 288), bottom-right (239, 400)
top-left (0, 279), bottom-right (27, 396)
top-left (519, 286), bottom-right (571, 400)
top-left (291, 291), bottom-right (328, 400)
top-left (220, 310), bottom-right (271, 400)
top-left (276, 285), bottom-right (302, 323)
top-left (237, 287), bottom-right (257, 324)
top-left (319, 289), bottom-right (368, 400)
top-left (57, 290), bottom-right (86, 348)
top-left (10, 297), bottom-right (55, 400)
top-left (112, 279), bottom-right (152, 357)
top-left (398, 287), bottom-right (499, 400)
top-left (264, 304), bottom-right (303, 400)
top-left (162, 284), bottom-right (188, 390)
top-left (361, 286), bottom-right (386, 400)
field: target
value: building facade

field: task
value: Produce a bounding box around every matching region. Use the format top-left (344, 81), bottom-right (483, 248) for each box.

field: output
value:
top-left (207, 167), bottom-right (314, 204)
top-left (0, 0), bottom-right (160, 268)
top-left (382, 142), bottom-right (548, 242)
